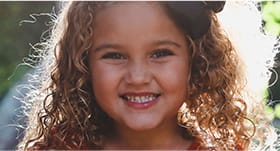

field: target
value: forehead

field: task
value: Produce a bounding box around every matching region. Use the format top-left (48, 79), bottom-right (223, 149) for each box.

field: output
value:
top-left (93, 1), bottom-right (163, 15)
top-left (91, 2), bottom-right (186, 45)
top-left (93, 2), bottom-right (166, 27)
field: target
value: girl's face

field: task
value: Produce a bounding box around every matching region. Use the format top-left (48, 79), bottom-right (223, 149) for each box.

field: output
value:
top-left (89, 2), bottom-right (189, 131)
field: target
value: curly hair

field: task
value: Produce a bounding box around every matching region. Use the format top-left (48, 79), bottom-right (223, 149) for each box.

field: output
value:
top-left (18, 1), bottom-right (267, 150)
top-left (178, 13), bottom-right (253, 150)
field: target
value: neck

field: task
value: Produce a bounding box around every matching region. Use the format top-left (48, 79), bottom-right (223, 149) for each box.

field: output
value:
top-left (104, 117), bottom-right (193, 149)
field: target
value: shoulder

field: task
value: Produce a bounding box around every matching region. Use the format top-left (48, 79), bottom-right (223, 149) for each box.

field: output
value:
top-left (187, 139), bottom-right (244, 150)
top-left (26, 128), bottom-right (92, 150)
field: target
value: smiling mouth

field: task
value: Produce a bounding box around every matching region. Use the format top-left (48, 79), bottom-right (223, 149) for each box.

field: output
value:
top-left (120, 94), bottom-right (160, 103)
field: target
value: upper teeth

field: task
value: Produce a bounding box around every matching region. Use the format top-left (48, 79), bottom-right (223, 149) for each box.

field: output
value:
top-left (123, 95), bottom-right (157, 103)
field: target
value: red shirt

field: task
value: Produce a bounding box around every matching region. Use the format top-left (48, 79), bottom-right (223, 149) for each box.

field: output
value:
top-left (28, 139), bottom-right (202, 150)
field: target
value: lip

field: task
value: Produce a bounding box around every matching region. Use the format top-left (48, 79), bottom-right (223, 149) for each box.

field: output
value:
top-left (119, 92), bottom-right (160, 109)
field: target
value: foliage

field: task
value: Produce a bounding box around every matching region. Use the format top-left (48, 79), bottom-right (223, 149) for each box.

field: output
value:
top-left (262, 1), bottom-right (280, 36)
top-left (262, 1), bottom-right (280, 120)
top-left (275, 104), bottom-right (280, 119)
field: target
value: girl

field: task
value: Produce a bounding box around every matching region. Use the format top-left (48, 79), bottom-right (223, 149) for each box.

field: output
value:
top-left (18, 1), bottom-right (279, 150)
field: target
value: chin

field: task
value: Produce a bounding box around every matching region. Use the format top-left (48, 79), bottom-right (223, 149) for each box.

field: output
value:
top-left (124, 120), bottom-right (160, 131)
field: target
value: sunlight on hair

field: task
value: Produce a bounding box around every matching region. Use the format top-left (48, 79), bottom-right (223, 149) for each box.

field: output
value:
top-left (218, 1), bottom-right (275, 101)
top-left (218, 1), bottom-right (279, 150)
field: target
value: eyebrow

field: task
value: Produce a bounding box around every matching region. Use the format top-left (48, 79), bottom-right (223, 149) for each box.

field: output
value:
top-left (153, 40), bottom-right (182, 48)
top-left (93, 40), bottom-right (182, 52)
top-left (93, 43), bottom-right (122, 52)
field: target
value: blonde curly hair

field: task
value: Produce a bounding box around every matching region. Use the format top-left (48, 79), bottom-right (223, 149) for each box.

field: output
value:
top-left (18, 1), bottom-right (278, 150)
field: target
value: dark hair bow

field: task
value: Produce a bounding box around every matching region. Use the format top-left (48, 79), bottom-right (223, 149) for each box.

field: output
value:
top-left (165, 1), bottom-right (225, 39)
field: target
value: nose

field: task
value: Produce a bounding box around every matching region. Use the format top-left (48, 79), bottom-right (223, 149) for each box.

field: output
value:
top-left (124, 60), bottom-right (152, 85)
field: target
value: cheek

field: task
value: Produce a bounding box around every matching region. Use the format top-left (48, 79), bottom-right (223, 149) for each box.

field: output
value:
top-left (90, 63), bottom-right (121, 100)
top-left (156, 60), bottom-right (189, 98)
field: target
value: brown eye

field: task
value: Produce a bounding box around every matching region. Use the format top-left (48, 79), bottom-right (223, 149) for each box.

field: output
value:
top-left (151, 49), bottom-right (174, 58)
top-left (102, 52), bottom-right (126, 59)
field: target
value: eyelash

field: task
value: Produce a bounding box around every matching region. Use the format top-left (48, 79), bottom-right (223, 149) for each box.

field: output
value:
top-left (102, 52), bottom-right (126, 59)
top-left (101, 49), bottom-right (174, 60)
top-left (151, 49), bottom-right (174, 58)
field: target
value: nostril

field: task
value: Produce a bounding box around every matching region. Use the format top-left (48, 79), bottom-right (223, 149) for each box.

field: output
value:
top-left (124, 62), bottom-right (152, 85)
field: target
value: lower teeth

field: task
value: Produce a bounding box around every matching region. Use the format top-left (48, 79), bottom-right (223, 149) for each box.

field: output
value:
top-left (124, 96), bottom-right (157, 103)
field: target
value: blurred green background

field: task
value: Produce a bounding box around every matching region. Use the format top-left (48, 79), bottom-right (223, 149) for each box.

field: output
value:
top-left (262, 1), bottom-right (280, 36)
top-left (0, 1), bottom-right (56, 100)
top-left (0, 1), bottom-right (279, 149)
top-left (261, 1), bottom-right (280, 123)
top-left (0, 2), bottom-right (56, 149)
